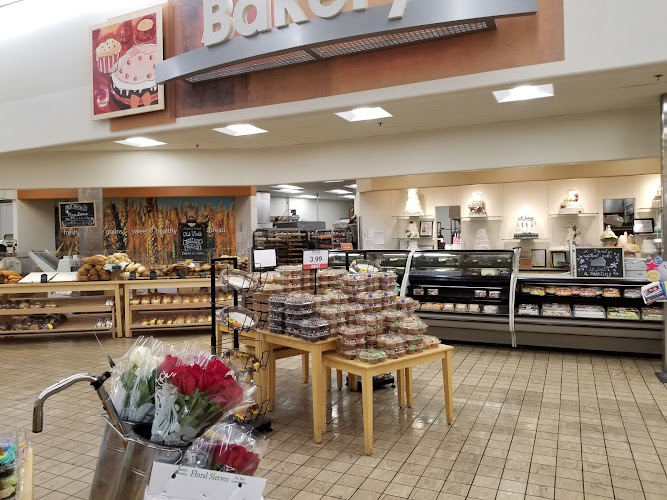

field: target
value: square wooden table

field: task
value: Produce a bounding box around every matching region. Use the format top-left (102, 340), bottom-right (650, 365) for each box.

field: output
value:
top-left (258, 330), bottom-right (339, 443)
top-left (322, 344), bottom-right (454, 454)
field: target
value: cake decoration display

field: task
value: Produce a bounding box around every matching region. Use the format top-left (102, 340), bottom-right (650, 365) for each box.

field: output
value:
top-left (403, 189), bottom-right (424, 216)
top-left (513, 205), bottom-right (539, 239)
top-left (91, 7), bottom-right (164, 120)
top-left (468, 191), bottom-right (487, 216)
top-left (560, 188), bottom-right (583, 214)
top-left (473, 229), bottom-right (491, 250)
top-left (600, 225), bottom-right (618, 246)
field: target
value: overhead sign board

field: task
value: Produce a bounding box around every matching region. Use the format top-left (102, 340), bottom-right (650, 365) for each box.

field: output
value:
top-left (156, 0), bottom-right (537, 84)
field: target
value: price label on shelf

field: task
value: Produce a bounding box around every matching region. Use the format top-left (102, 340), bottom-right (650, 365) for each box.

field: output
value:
top-left (303, 249), bottom-right (329, 270)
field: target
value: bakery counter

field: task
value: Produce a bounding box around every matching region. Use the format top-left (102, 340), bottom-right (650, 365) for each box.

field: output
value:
top-left (418, 311), bottom-right (512, 345)
top-left (515, 276), bottom-right (662, 354)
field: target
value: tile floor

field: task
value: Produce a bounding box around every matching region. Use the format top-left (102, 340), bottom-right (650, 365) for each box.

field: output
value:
top-left (2, 332), bottom-right (667, 500)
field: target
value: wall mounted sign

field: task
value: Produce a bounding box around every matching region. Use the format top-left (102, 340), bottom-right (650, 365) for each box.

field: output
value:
top-left (574, 247), bottom-right (624, 279)
top-left (59, 202), bottom-right (96, 228)
top-left (156, 0), bottom-right (537, 84)
top-left (91, 6), bottom-right (165, 119)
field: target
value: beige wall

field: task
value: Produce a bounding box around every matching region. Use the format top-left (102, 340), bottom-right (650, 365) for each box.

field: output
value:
top-left (358, 172), bottom-right (661, 252)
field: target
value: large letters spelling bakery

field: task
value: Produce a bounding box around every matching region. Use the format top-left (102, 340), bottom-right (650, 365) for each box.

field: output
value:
top-left (203, 0), bottom-right (408, 46)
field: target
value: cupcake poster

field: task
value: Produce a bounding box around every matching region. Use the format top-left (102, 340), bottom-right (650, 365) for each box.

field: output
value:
top-left (90, 6), bottom-right (164, 120)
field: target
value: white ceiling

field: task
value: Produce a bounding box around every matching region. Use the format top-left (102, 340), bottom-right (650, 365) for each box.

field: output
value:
top-left (44, 63), bottom-right (667, 154)
top-left (258, 179), bottom-right (357, 201)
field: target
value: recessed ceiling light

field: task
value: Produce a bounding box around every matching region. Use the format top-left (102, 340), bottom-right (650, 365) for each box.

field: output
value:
top-left (345, 184), bottom-right (357, 189)
top-left (213, 124), bottom-right (268, 136)
top-left (272, 184), bottom-right (303, 190)
top-left (274, 189), bottom-right (303, 194)
top-left (114, 137), bottom-right (166, 148)
top-left (335, 107), bottom-right (392, 122)
top-left (492, 84), bottom-right (554, 103)
top-left (324, 180), bottom-right (344, 183)
top-left (327, 189), bottom-right (352, 194)
top-left (298, 194), bottom-right (318, 199)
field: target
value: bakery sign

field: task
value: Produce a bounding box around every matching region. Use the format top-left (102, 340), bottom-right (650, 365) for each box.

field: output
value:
top-left (156, 0), bottom-right (537, 84)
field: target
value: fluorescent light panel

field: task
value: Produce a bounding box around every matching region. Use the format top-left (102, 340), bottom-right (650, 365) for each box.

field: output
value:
top-left (275, 189), bottom-right (302, 194)
top-left (335, 107), bottom-right (392, 122)
top-left (339, 195), bottom-right (356, 199)
top-left (345, 184), bottom-right (357, 189)
top-left (323, 180), bottom-right (344, 183)
top-left (213, 124), bottom-right (267, 136)
top-left (272, 184), bottom-right (303, 190)
top-left (493, 84), bottom-right (554, 103)
top-left (327, 189), bottom-right (351, 194)
top-left (298, 194), bottom-right (318, 199)
top-left (114, 137), bottom-right (166, 148)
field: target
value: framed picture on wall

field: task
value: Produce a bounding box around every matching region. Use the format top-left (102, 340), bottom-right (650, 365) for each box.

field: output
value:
top-left (531, 249), bottom-right (547, 268)
top-left (419, 221), bottom-right (433, 237)
top-left (633, 218), bottom-right (654, 234)
top-left (551, 251), bottom-right (568, 268)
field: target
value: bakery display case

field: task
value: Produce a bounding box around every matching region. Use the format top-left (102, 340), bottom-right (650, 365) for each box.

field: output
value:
top-left (515, 275), bottom-right (662, 353)
top-left (327, 250), bottom-right (410, 281)
top-left (406, 250), bottom-right (519, 345)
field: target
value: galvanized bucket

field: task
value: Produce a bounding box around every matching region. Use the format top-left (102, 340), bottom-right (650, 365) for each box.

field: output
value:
top-left (88, 417), bottom-right (128, 500)
top-left (111, 423), bottom-right (187, 500)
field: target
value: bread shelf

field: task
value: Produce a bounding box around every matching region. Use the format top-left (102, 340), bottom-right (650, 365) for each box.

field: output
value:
top-left (131, 321), bottom-right (211, 330)
top-left (0, 297), bottom-right (114, 316)
top-left (129, 300), bottom-right (231, 311)
top-left (0, 314), bottom-right (114, 336)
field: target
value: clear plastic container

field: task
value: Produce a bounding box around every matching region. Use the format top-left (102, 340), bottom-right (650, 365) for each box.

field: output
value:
top-left (339, 324), bottom-right (368, 339)
top-left (269, 324), bottom-right (284, 334)
top-left (284, 296), bottom-right (314, 311)
top-left (358, 348), bottom-right (387, 364)
top-left (338, 336), bottom-right (366, 348)
top-left (284, 309), bottom-right (313, 320)
top-left (339, 347), bottom-right (359, 360)
top-left (423, 335), bottom-right (440, 348)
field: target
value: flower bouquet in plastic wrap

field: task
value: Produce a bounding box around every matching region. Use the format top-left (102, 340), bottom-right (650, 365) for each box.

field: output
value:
top-left (151, 342), bottom-right (256, 446)
top-left (110, 336), bottom-right (165, 423)
top-left (182, 422), bottom-right (268, 476)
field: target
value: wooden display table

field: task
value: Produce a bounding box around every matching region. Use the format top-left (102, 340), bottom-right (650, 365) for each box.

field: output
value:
top-left (257, 330), bottom-right (338, 443)
top-left (322, 344), bottom-right (454, 454)
top-left (0, 281), bottom-right (123, 338)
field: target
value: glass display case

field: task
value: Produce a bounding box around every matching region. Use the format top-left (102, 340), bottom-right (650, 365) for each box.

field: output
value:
top-left (327, 250), bottom-right (410, 281)
top-left (514, 275), bottom-right (662, 354)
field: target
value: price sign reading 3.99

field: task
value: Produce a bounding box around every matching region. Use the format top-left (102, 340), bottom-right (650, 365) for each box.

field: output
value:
top-left (303, 249), bottom-right (329, 270)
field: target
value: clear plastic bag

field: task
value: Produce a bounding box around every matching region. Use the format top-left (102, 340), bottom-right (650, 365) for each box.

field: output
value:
top-left (110, 336), bottom-right (165, 423)
top-left (182, 422), bottom-right (268, 476)
top-left (150, 342), bottom-right (256, 446)
top-left (0, 430), bottom-right (25, 500)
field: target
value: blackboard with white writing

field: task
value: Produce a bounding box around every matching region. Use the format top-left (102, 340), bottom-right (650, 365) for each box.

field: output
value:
top-left (575, 247), bottom-right (624, 278)
top-left (59, 202), bottom-right (96, 228)
top-left (179, 224), bottom-right (206, 260)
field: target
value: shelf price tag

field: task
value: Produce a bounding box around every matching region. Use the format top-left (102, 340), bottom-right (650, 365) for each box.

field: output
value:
top-left (178, 269), bottom-right (186, 279)
top-left (303, 249), bottom-right (329, 270)
top-left (129, 271), bottom-right (137, 280)
top-left (150, 270), bottom-right (158, 280)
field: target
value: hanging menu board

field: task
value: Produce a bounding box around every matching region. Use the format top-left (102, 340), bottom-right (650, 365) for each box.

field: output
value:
top-left (58, 202), bottom-right (96, 228)
top-left (574, 247), bottom-right (624, 278)
top-left (179, 223), bottom-right (207, 260)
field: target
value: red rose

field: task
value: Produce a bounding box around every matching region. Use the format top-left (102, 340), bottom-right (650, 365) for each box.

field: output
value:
top-left (160, 355), bottom-right (180, 376)
top-left (169, 365), bottom-right (196, 395)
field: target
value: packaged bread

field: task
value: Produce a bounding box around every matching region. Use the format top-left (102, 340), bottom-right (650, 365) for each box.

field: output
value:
top-left (174, 315), bottom-right (185, 324)
top-left (182, 295), bottom-right (192, 304)
top-left (150, 294), bottom-right (162, 305)
top-left (192, 295), bottom-right (201, 303)
top-left (172, 294), bottom-right (183, 304)
top-left (140, 296), bottom-right (151, 305)
top-left (162, 295), bottom-right (173, 304)
top-left (130, 297), bottom-right (141, 305)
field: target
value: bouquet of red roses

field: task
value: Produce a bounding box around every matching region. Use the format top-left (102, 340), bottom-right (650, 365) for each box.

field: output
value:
top-left (151, 346), bottom-right (255, 446)
top-left (182, 422), bottom-right (267, 476)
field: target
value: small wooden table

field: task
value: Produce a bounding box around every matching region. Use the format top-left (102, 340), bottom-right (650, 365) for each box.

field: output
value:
top-left (258, 330), bottom-right (338, 443)
top-left (323, 345), bottom-right (454, 454)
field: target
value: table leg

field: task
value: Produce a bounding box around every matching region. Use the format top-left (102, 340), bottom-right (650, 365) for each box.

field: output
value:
top-left (396, 370), bottom-right (404, 408)
top-left (268, 345), bottom-right (276, 411)
top-left (442, 351), bottom-right (454, 424)
top-left (350, 374), bottom-right (358, 392)
top-left (405, 367), bottom-right (413, 408)
top-left (336, 370), bottom-right (343, 390)
top-left (302, 353), bottom-right (309, 383)
top-left (325, 367), bottom-right (332, 391)
top-left (123, 285), bottom-right (132, 338)
top-left (311, 346), bottom-right (325, 443)
top-left (362, 377), bottom-right (374, 455)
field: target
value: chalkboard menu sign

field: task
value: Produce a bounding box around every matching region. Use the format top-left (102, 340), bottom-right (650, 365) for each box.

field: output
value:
top-left (574, 247), bottom-right (624, 278)
top-left (59, 202), bottom-right (96, 228)
top-left (179, 223), bottom-right (207, 260)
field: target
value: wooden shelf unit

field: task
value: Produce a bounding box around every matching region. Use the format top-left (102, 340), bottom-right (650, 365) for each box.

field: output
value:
top-left (0, 281), bottom-right (122, 337)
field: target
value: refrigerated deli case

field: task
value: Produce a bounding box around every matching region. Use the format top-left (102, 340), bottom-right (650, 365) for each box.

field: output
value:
top-left (405, 250), bottom-right (518, 346)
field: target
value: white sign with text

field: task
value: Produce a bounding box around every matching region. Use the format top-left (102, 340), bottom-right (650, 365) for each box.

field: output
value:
top-left (303, 249), bottom-right (329, 270)
top-left (146, 463), bottom-right (266, 500)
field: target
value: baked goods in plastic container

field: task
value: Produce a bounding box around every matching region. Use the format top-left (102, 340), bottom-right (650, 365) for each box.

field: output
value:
top-left (284, 296), bottom-right (315, 312)
top-left (518, 304), bottom-right (539, 316)
top-left (530, 287), bottom-right (545, 296)
top-left (483, 305), bottom-right (500, 314)
top-left (624, 288), bottom-right (642, 299)
top-left (339, 324), bottom-right (368, 339)
top-left (284, 309), bottom-right (313, 320)
top-left (358, 348), bottom-right (387, 364)
top-left (419, 302), bottom-right (443, 311)
top-left (573, 304), bottom-right (605, 319)
top-left (338, 336), bottom-right (366, 348)
top-left (455, 303), bottom-right (468, 313)
top-left (326, 291), bottom-right (349, 304)
top-left (545, 286), bottom-right (557, 295)
top-left (312, 295), bottom-right (332, 308)
top-left (556, 287), bottom-right (572, 296)
top-left (579, 287), bottom-right (597, 298)
top-left (474, 290), bottom-right (487, 298)
top-left (603, 288), bottom-right (621, 298)
top-left (339, 347), bottom-right (359, 360)
top-left (642, 307), bottom-right (663, 321)
top-left (442, 303), bottom-right (455, 312)
top-left (468, 304), bottom-right (481, 313)
top-left (541, 303), bottom-right (571, 317)
top-left (269, 324), bottom-right (283, 334)
top-left (607, 307), bottom-right (640, 320)
top-left (423, 335), bottom-right (440, 348)
top-left (488, 290), bottom-right (501, 299)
